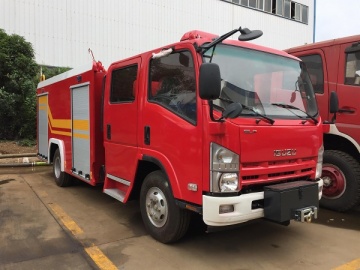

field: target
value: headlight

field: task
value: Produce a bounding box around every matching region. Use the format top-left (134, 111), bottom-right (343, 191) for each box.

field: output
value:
top-left (219, 173), bottom-right (238, 192)
top-left (216, 148), bottom-right (237, 164)
top-left (315, 145), bottom-right (324, 179)
top-left (210, 143), bottom-right (239, 193)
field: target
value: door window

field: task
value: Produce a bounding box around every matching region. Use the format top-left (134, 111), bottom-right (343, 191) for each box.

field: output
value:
top-left (299, 54), bottom-right (324, 94)
top-left (148, 51), bottom-right (196, 123)
top-left (345, 51), bottom-right (360, 86)
top-left (110, 65), bottom-right (138, 103)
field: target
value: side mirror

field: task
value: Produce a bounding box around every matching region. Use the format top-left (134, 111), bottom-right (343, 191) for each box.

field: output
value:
top-left (199, 63), bottom-right (221, 100)
top-left (329, 91), bottom-right (339, 113)
top-left (328, 91), bottom-right (339, 124)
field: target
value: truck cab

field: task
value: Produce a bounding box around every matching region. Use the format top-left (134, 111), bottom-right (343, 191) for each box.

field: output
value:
top-left (102, 28), bottom-right (323, 242)
top-left (287, 36), bottom-right (360, 211)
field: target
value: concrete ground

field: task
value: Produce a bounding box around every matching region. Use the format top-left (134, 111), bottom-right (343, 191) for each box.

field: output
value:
top-left (0, 167), bottom-right (359, 270)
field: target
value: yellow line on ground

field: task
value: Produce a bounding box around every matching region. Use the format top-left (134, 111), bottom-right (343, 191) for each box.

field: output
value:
top-left (333, 258), bottom-right (360, 270)
top-left (85, 245), bottom-right (118, 270)
top-left (48, 203), bottom-right (84, 235)
top-left (48, 203), bottom-right (118, 270)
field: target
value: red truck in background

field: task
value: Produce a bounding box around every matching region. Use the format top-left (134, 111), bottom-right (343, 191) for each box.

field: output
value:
top-left (37, 27), bottom-right (324, 243)
top-left (287, 36), bottom-right (360, 212)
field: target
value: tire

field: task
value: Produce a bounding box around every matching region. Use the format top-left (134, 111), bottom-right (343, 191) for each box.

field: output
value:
top-left (140, 170), bottom-right (190, 243)
top-left (321, 150), bottom-right (360, 212)
top-left (53, 149), bottom-right (72, 187)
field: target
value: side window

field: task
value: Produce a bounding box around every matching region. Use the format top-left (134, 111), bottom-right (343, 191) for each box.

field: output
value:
top-left (345, 52), bottom-right (360, 86)
top-left (299, 54), bottom-right (324, 94)
top-left (110, 65), bottom-right (138, 103)
top-left (149, 51), bottom-right (196, 123)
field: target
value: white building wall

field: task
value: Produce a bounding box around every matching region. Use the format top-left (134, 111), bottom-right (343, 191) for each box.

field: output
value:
top-left (0, 0), bottom-right (314, 68)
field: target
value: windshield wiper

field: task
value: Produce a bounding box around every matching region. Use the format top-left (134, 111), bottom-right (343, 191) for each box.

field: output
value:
top-left (271, 103), bottom-right (318, 124)
top-left (219, 97), bottom-right (275, 125)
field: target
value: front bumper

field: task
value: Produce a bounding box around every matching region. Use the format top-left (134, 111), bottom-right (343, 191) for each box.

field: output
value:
top-left (202, 179), bottom-right (323, 226)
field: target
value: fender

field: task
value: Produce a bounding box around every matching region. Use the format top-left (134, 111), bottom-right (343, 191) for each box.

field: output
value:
top-left (48, 138), bottom-right (65, 171)
top-left (327, 124), bottom-right (360, 153)
top-left (141, 150), bottom-right (183, 199)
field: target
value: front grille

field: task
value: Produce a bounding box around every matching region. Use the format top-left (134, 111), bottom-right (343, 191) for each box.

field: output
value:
top-left (240, 157), bottom-right (316, 186)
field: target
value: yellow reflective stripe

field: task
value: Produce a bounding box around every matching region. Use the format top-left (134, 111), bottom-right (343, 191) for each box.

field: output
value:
top-left (73, 120), bottom-right (89, 131)
top-left (333, 258), bottom-right (360, 270)
top-left (38, 96), bottom-right (47, 104)
top-left (84, 246), bottom-right (118, 270)
top-left (48, 108), bottom-right (71, 129)
top-left (73, 133), bottom-right (90, 139)
top-left (48, 203), bottom-right (83, 235)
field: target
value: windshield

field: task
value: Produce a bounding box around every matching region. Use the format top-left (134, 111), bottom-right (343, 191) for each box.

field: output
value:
top-left (204, 44), bottom-right (318, 119)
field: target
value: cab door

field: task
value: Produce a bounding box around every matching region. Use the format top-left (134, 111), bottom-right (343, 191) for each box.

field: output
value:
top-left (296, 49), bottom-right (330, 121)
top-left (103, 57), bottom-right (141, 193)
top-left (141, 46), bottom-right (203, 205)
top-left (335, 42), bottom-right (360, 143)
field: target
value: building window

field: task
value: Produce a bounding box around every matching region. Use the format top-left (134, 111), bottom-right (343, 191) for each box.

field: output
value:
top-left (276, 0), bottom-right (283, 15)
top-left (110, 65), bottom-right (138, 103)
top-left (264, 0), bottom-right (272, 12)
top-left (222, 0), bottom-right (309, 24)
top-left (290, 2), bottom-right (303, 21)
top-left (302, 5), bottom-right (308, 24)
top-left (284, 0), bottom-right (291, 18)
top-left (249, 0), bottom-right (256, 8)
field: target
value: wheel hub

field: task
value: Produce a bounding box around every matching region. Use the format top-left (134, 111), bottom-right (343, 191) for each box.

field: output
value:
top-left (322, 164), bottom-right (346, 199)
top-left (54, 157), bottom-right (61, 179)
top-left (145, 187), bottom-right (168, 228)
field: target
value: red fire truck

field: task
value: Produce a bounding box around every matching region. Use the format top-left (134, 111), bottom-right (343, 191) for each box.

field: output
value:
top-left (287, 36), bottom-right (360, 212)
top-left (37, 27), bottom-right (324, 243)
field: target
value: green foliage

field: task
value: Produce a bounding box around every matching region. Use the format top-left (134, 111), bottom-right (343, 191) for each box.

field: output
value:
top-left (0, 29), bottom-right (38, 140)
top-left (18, 138), bottom-right (37, 147)
top-left (0, 29), bottom-right (71, 140)
top-left (41, 66), bottom-right (71, 80)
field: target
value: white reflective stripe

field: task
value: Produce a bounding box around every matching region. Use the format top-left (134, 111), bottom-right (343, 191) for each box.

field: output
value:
top-left (107, 174), bottom-right (131, 186)
top-left (48, 139), bottom-right (65, 171)
top-left (328, 124), bottom-right (360, 153)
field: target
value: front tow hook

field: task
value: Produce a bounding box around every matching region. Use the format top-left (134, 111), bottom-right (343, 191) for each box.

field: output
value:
top-left (293, 207), bottom-right (318, 223)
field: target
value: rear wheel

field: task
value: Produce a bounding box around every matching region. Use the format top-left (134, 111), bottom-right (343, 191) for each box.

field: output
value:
top-left (53, 149), bottom-right (72, 187)
top-left (321, 150), bottom-right (360, 211)
top-left (140, 170), bottom-right (190, 243)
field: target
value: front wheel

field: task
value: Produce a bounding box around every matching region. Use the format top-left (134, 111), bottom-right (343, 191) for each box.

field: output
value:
top-left (140, 171), bottom-right (190, 243)
top-left (321, 150), bottom-right (360, 211)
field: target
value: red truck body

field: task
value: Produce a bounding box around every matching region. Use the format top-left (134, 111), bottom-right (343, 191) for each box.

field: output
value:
top-left (38, 28), bottom-right (324, 243)
top-left (287, 35), bottom-right (360, 211)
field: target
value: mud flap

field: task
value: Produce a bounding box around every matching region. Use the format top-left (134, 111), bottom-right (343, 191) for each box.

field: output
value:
top-left (264, 181), bottom-right (319, 223)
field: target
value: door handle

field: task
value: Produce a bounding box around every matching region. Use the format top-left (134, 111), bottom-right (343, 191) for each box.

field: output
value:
top-left (107, 124), bottom-right (111, 140)
top-left (144, 126), bottom-right (150, 145)
top-left (338, 108), bottom-right (355, 114)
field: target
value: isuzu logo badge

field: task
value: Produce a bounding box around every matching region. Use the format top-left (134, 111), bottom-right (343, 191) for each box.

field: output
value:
top-left (274, 149), bottom-right (297, 157)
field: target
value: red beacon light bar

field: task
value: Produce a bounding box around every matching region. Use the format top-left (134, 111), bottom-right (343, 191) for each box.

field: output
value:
top-left (180, 30), bottom-right (218, 42)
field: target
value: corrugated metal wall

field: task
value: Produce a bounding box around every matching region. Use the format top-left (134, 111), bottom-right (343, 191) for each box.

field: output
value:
top-left (0, 0), bottom-right (313, 68)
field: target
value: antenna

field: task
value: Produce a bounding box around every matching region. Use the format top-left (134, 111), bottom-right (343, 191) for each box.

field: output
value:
top-left (88, 48), bottom-right (96, 62)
